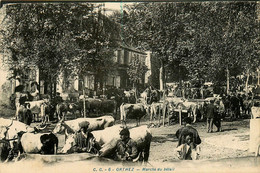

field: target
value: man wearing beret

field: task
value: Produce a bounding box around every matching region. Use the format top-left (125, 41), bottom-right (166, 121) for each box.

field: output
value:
top-left (114, 128), bottom-right (138, 162)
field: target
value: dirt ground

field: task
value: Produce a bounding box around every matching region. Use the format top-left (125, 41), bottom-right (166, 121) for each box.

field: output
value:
top-left (148, 119), bottom-right (252, 162)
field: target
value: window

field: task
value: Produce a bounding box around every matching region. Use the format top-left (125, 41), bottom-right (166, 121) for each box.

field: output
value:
top-left (113, 51), bottom-right (118, 63)
top-left (117, 50), bottom-right (122, 64)
top-left (124, 50), bottom-right (129, 65)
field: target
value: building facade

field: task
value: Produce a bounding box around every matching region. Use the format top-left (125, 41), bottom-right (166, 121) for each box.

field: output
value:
top-left (57, 45), bottom-right (150, 99)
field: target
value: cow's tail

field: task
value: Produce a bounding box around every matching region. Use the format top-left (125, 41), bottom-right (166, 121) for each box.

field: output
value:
top-left (16, 132), bottom-right (26, 154)
top-left (143, 129), bottom-right (152, 163)
top-left (150, 104), bottom-right (154, 123)
top-left (120, 103), bottom-right (125, 124)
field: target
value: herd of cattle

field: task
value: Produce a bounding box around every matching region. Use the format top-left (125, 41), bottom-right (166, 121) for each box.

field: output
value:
top-left (18, 89), bottom-right (259, 128)
top-left (1, 89), bottom-right (259, 163)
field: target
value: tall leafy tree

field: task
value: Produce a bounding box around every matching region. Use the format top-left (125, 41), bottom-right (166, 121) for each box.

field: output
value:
top-left (120, 2), bottom-right (259, 91)
top-left (0, 3), bottom-right (120, 95)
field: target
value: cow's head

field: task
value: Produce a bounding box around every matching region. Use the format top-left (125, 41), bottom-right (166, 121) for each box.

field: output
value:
top-left (60, 129), bottom-right (77, 153)
top-left (143, 103), bottom-right (150, 112)
top-left (0, 120), bottom-right (13, 140)
top-left (167, 102), bottom-right (175, 112)
top-left (53, 120), bottom-right (65, 134)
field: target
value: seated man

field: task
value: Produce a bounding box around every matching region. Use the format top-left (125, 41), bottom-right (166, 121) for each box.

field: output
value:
top-left (114, 128), bottom-right (138, 162)
top-left (176, 134), bottom-right (192, 160)
top-left (175, 117), bottom-right (201, 160)
top-left (70, 123), bottom-right (100, 155)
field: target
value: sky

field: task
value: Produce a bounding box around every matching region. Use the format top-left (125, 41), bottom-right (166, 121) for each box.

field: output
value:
top-left (104, 2), bottom-right (132, 10)
top-left (103, 2), bottom-right (134, 15)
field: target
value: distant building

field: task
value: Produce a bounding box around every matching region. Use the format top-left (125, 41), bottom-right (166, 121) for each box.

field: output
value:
top-left (57, 44), bottom-right (149, 99)
top-left (105, 44), bottom-right (147, 89)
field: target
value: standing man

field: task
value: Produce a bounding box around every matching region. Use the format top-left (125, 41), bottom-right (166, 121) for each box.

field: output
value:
top-left (213, 100), bottom-right (222, 132)
top-left (230, 93), bottom-right (240, 120)
top-left (14, 84), bottom-right (26, 120)
top-left (145, 86), bottom-right (151, 104)
top-left (17, 96), bottom-right (33, 125)
top-left (206, 100), bottom-right (217, 133)
top-left (114, 128), bottom-right (139, 162)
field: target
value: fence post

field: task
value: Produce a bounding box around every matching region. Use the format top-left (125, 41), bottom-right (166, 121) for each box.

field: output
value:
top-left (179, 109), bottom-right (182, 125)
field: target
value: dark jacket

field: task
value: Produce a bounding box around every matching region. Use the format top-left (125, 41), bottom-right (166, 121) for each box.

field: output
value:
top-left (71, 132), bottom-right (100, 154)
top-left (206, 103), bottom-right (217, 119)
top-left (115, 138), bottom-right (138, 161)
top-left (176, 125), bottom-right (201, 147)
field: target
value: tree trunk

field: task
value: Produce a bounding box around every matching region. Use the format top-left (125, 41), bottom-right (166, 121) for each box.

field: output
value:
top-left (245, 69), bottom-right (250, 95)
top-left (83, 85), bottom-right (86, 118)
top-left (257, 68), bottom-right (260, 86)
top-left (133, 82), bottom-right (137, 103)
top-left (80, 76), bottom-right (86, 118)
top-left (226, 66), bottom-right (229, 95)
top-left (159, 61), bottom-right (165, 91)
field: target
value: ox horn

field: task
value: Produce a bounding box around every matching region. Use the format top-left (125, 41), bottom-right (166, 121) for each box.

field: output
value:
top-left (36, 124), bottom-right (48, 131)
top-left (7, 119), bottom-right (13, 128)
top-left (65, 129), bottom-right (69, 137)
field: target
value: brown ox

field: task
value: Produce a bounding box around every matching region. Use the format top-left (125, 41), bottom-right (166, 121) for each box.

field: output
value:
top-left (120, 103), bottom-right (149, 126)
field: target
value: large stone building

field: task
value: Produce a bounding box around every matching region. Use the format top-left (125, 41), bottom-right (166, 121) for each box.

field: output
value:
top-left (106, 45), bottom-right (147, 89)
top-left (57, 44), bottom-right (149, 99)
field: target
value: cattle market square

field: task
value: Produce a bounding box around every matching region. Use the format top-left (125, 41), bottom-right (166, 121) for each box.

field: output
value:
top-left (0, 1), bottom-right (260, 173)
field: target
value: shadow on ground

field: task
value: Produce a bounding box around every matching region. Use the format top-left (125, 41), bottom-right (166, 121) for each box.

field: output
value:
top-left (221, 128), bottom-right (238, 132)
top-left (152, 135), bottom-right (178, 143)
top-left (235, 134), bottom-right (250, 141)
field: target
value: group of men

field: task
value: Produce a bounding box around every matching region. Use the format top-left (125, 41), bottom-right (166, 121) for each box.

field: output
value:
top-left (222, 93), bottom-right (251, 120)
top-left (167, 85), bottom-right (215, 100)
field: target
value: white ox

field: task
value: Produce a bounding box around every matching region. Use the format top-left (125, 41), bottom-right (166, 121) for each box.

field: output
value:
top-left (150, 102), bottom-right (164, 125)
top-left (61, 125), bottom-right (152, 163)
top-left (18, 132), bottom-right (58, 154)
top-left (25, 99), bottom-right (50, 124)
top-left (52, 115), bottom-right (115, 134)
top-left (0, 118), bottom-right (46, 161)
top-left (0, 118), bottom-right (36, 141)
top-left (175, 101), bottom-right (201, 123)
top-left (161, 97), bottom-right (185, 124)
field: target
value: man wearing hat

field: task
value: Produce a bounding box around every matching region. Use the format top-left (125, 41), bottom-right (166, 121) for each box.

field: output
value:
top-left (71, 122), bottom-right (100, 154)
top-left (206, 99), bottom-right (217, 133)
top-left (114, 128), bottom-right (138, 162)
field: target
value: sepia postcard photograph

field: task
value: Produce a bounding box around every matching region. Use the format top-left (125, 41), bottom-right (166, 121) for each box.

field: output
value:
top-left (0, 0), bottom-right (259, 173)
